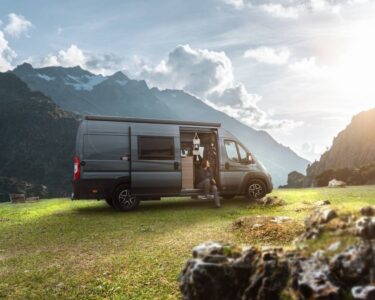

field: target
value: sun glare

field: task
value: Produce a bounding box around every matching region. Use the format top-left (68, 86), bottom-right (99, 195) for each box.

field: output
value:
top-left (334, 20), bottom-right (375, 106)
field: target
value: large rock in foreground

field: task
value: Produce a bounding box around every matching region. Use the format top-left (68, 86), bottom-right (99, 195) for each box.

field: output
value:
top-left (180, 206), bottom-right (375, 300)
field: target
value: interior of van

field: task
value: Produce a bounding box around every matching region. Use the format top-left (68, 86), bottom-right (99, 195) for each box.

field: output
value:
top-left (179, 128), bottom-right (219, 192)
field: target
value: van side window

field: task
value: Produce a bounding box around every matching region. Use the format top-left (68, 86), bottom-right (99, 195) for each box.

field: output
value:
top-left (237, 144), bottom-right (248, 162)
top-left (224, 140), bottom-right (239, 162)
top-left (138, 136), bottom-right (175, 160)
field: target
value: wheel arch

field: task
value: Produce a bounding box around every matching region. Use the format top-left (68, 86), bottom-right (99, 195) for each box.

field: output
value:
top-left (240, 172), bottom-right (272, 195)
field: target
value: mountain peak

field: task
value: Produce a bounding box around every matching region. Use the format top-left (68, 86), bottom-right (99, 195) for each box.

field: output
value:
top-left (109, 71), bottom-right (129, 81)
top-left (14, 62), bottom-right (34, 73)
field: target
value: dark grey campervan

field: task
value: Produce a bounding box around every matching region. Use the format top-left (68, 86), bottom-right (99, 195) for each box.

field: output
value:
top-left (72, 116), bottom-right (272, 211)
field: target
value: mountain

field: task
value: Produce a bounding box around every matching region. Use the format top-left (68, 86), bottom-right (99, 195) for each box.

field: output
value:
top-left (0, 73), bottom-right (79, 201)
top-left (307, 108), bottom-right (375, 179)
top-left (13, 63), bottom-right (175, 119)
top-left (12, 63), bottom-right (309, 186)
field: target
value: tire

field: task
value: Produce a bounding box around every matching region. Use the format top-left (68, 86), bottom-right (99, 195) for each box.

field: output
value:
top-left (246, 180), bottom-right (266, 201)
top-left (222, 195), bottom-right (235, 200)
top-left (112, 185), bottom-right (140, 211)
top-left (105, 197), bottom-right (114, 208)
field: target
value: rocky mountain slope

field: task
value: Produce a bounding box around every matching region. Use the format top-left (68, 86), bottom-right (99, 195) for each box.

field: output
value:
top-left (0, 73), bottom-right (78, 201)
top-left (12, 64), bottom-right (308, 186)
top-left (307, 108), bottom-right (375, 178)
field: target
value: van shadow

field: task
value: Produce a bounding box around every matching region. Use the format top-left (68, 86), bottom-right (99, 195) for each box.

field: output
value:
top-left (73, 197), bottom-right (248, 215)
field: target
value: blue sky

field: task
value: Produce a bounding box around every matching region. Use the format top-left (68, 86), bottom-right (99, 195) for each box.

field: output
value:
top-left (1, 0), bottom-right (375, 161)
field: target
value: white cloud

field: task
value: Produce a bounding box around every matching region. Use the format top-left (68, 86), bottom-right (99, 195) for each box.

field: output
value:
top-left (259, 3), bottom-right (302, 19)
top-left (224, 0), bottom-right (365, 18)
top-left (139, 44), bottom-right (299, 130)
top-left (0, 31), bottom-right (17, 71)
top-left (4, 13), bottom-right (32, 38)
top-left (288, 56), bottom-right (331, 78)
top-left (36, 44), bottom-right (123, 75)
top-left (244, 47), bottom-right (291, 64)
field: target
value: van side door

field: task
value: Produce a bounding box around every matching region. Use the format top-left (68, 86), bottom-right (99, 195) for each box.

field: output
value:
top-left (220, 140), bottom-right (250, 193)
top-left (131, 127), bottom-right (181, 196)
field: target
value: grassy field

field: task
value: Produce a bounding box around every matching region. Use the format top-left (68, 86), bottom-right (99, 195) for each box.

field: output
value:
top-left (0, 186), bottom-right (374, 299)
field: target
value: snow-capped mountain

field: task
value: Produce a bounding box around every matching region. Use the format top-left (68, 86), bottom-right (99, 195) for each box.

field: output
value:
top-left (12, 63), bottom-right (308, 186)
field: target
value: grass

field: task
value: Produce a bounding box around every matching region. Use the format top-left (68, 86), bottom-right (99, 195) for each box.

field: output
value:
top-left (0, 186), bottom-right (374, 299)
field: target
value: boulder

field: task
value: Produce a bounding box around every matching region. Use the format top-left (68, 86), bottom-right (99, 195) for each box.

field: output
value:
top-left (328, 179), bottom-right (347, 188)
top-left (352, 285), bottom-right (375, 300)
top-left (355, 217), bottom-right (375, 240)
top-left (256, 196), bottom-right (286, 207)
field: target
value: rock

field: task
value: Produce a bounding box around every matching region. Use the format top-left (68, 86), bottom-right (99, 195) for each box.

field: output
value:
top-left (181, 240), bottom-right (375, 300)
top-left (301, 208), bottom-right (338, 240)
top-left (192, 241), bottom-right (224, 258)
top-left (352, 285), bottom-right (375, 300)
top-left (330, 241), bottom-right (375, 287)
top-left (327, 241), bottom-right (341, 252)
top-left (180, 243), bottom-right (289, 300)
top-left (315, 200), bottom-right (331, 206)
top-left (328, 179), bottom-right (347, 188)
top-left (355, 217), bottom-right (375, 240)
top-left (290, 255), bottom-right (342, 299)
top-left (360, 206), bottom-right (375, 217)
top-left (256, 196), bottom-right (286, 207)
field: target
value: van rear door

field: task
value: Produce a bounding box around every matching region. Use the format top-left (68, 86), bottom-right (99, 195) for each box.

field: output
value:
top-left (130, 124), bottom-right (181, 196)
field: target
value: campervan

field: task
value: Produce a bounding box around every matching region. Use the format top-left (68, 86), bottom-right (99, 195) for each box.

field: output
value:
top-left (72, 116), bottom-right (273, 211)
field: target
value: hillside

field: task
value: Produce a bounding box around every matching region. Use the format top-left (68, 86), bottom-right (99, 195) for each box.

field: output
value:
top-left (0, 73), bottom-right (79, 201)
top-left (307, 108), bottom-right (375, 178)
top-left (12, 64), bottom-right (308, 186)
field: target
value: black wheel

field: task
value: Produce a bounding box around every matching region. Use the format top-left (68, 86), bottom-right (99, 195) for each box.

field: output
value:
top-left (246, 180), bottom-right (266, 201)
top-left (105, 197), bottom-right (114, 208)
top-left (112, 185), bottom-right (140, 211)
top-left (222, 195), bottom-right (235, 200)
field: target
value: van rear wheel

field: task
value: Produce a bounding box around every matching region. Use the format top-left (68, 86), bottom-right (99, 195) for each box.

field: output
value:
top-left (112, 185), bottom-right (139, 211)
top-left (246, 180), bottom-right (266, 201)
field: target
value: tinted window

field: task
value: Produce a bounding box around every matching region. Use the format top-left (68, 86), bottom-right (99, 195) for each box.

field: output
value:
top-left (224, 140), bottom-right (239, 162)
top-left (237, 144), bottom-right (248, 162)
top-left (138, 136), bottom-right (175, 160)
top-left (84, 134), bottom-right (128, 160)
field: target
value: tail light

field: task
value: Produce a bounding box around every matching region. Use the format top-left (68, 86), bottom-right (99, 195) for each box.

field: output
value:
top-left (73, 156), bottom-right (80, 180)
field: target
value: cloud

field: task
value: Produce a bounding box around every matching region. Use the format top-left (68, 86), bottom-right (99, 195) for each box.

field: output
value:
top-left (36, 44), bottom-right (123, 75)
top-left (288, 56), bottom-right (331, 78)
top-left (223, 0), bottom-right (365, 18)
top-left (139, 44), bottom-right (299, 130)
top-left (259, 3), bottom-right (302, 18)
top-left (0, 31), bottom-right (17, 71)
top-left (244, 47), bottom-right (291, 64)
top-left (4, 13), bottom-right (32, 38)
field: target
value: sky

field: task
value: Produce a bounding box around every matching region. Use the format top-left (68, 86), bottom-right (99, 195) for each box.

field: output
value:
top-left (1, 0), bottom-right (375, 161)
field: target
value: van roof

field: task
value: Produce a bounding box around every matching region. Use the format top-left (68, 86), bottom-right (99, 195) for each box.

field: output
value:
top-left (85, 115), bottom-right (221, 127)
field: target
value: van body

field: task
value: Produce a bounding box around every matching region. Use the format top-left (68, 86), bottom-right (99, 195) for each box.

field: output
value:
top-left (72, 116), bottom-right (273, 210)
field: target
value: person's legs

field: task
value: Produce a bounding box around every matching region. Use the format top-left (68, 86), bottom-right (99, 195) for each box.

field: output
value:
top-left (211, 184), bottom-right (220, 207)
top-left (197, 178), bottom-right (210, 196)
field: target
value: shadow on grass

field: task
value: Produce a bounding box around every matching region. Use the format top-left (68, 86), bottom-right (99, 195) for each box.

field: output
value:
top-left (72, 197), bottom-right (249, 215)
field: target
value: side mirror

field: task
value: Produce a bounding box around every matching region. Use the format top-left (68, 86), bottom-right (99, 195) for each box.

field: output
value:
top-left (247, 154), bottom-right (254, 164)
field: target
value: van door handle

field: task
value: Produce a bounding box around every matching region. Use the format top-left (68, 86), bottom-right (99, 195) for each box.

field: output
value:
top-left (225, 162), bottom-right (230, 170)
top-left (174, 162), bottom-right (179, 170)
top-left (121, 155), bottom-right (130, 161)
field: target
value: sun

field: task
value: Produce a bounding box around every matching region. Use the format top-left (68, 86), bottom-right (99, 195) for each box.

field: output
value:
top-left (334, 20), bottom-right (375, 107)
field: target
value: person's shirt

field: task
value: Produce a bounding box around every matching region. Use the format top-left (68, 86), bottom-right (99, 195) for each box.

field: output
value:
top-left (197, 167), bottom-right (213, 182)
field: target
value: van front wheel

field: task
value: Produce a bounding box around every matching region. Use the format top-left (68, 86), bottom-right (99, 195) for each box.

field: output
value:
top-left (246, 180), bottom-right (266, 201)
top-left (113, 185), bottom-right (139, 211)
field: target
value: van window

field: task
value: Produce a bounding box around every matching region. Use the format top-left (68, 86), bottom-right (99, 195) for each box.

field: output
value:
top-left (237, 144), bottom-right (248, 162)
top-left (138, 136), bottom-right (175, 160)
top-left (84, 134), bottom-right (128, 160)
top-left (224, 140), bottom-right (239, 162)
